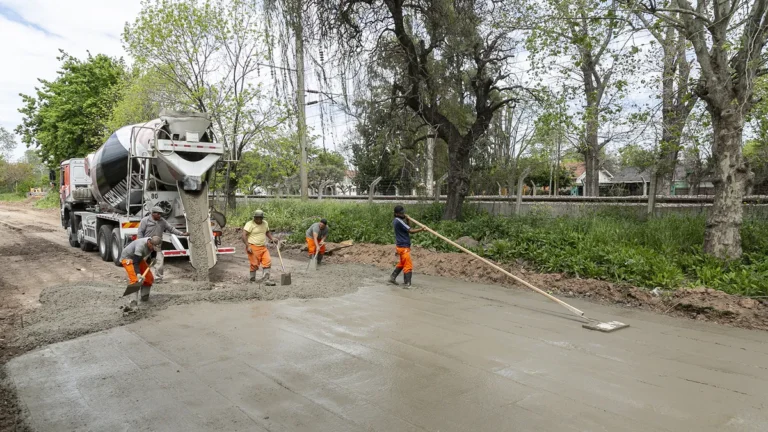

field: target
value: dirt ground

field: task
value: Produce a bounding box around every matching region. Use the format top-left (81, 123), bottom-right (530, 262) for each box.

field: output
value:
top-left (283, 242), bottom-right (768, 331)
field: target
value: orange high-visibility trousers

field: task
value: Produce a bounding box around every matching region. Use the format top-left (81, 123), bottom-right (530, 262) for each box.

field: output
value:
top-left (247, 245), bottom-right (271, 271)
top-left (121, 258), bottom-right (154, 286)
top-left (306, 237), bottom-right (326, 257)
top-left (396, 246), bottom-right (413, 274)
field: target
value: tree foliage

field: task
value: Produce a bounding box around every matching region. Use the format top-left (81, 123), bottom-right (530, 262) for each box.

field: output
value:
top-left (16, 51), bottom-right (127, 167)
top-left (320, 0), bottom-right (527, 219)
top-left (0, 126), bottom-right (16, 161)
top-left (124, 0), bottom-right (288, 208)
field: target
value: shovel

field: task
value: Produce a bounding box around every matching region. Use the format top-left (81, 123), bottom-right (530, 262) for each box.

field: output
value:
top-left (123, 265), bottom-right (152, 297)
top-left (275, 241), bottom-right (291, 285)
top-left (307, 250), bottom-right (319, 272)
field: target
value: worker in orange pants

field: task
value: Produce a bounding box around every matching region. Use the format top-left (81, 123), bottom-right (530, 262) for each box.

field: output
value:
top-left (241, 209), bottom-right (277, 286)
top-left (305, 218), bottom-right (329, 266)
top-left (120, 236), bottom-right (162, 301)
top-left (389, 205), bottom-right (424, 288)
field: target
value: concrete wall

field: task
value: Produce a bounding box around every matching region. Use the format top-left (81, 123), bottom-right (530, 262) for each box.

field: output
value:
top-left (474, 201), bottom-right (768, 218)
top-left (211, 196), bottom-right (768, 219)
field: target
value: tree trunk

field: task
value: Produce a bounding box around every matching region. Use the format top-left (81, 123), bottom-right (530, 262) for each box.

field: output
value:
top-left (647, 172), bottom-right (657, 216)
top-left (703, 110), bottom-right (749, 259)
top-left (226, 175), bottom-right (237, 211)
top-left (515, 167), bottom-right (531, 215)
top-left (443, 142), bottom-right (471, 220)
top-left (584, 150), bottom-right (599, 197)
top-left (426, 133), bottom-right (435, 196)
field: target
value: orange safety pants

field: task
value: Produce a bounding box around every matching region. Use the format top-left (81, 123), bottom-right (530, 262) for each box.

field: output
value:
top-left (121, 258), bottom-right (154, 286)
top-left (396, 246), bottom-right (413, 274)
top-left (306, 237), bottom-right (326, 257)
top-left (247, 245), bottom-right (271, 272)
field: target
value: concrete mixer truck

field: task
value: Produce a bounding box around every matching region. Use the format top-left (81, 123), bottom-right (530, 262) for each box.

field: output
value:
top-left (58, 110), bottom-right (234, 274)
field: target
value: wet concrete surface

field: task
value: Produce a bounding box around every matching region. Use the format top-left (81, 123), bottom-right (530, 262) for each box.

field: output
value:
top-left (8, 273), bottom-right (768, 431)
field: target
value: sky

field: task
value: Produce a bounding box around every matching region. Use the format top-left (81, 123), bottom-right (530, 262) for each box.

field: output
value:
top-left (0, 0), bottom-right (145, 162)
top-left (0, 0), bottom-right (355, 164)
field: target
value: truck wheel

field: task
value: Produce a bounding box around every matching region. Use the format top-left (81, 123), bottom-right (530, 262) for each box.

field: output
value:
top-left (98, 225), bottom-right (113, 261)
top-left (78, 222), bottom-right (95, 252)
top-left (111, 228), bottom-right (123, 267)
top-left (67, 218), bottom-right (79, 248)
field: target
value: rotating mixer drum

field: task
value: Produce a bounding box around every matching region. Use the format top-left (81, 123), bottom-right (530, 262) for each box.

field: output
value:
top-left (87, 112), bottom-right (219, 214)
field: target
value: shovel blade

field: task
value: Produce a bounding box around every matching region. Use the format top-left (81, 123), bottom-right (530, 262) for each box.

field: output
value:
top-left (123, 283), bottom-right (141, 297)
top-left (281, 272), bottom-right (292, 286)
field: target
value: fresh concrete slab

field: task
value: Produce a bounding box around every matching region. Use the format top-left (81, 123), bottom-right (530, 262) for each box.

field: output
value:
top-left (8, 273), bottom-right (768, 432)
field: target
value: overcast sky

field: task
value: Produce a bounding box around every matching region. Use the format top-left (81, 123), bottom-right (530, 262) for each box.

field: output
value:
top-left (0, 0), bottom-right (143, 161)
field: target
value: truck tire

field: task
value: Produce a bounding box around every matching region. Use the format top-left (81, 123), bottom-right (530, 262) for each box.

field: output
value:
top-left (67, 217), bottom-right (79, 248)
top-left (98, 225), bottom-right (113, 262)
top-left (78, 221), bottom-right (95, 252)
top-left (111, 228), bottom-right (123, 267)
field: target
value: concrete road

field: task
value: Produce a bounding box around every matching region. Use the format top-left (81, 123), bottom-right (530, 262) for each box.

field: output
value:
top-left (8, 274), bottom-right (768, 432)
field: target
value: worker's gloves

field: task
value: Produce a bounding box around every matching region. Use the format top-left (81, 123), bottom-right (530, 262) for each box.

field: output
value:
top-left (137, 276), bottom-right (145, 285)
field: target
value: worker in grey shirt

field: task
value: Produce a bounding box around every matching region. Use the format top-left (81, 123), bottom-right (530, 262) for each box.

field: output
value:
top-left (305, 218), bottom-right (329, 265)
top-left (138, 206), bottom-right (189, 282)
top-left (120, 236), bottom-right (162, 301)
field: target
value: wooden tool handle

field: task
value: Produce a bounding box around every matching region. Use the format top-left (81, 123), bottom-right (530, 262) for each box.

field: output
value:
top-left (407, 216), bottom-right (585, 318)
top-left (275, 242), bottom-right (286, 272)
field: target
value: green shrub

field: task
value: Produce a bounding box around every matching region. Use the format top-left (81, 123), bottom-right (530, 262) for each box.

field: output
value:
top-left (227, 200), bottom-right (768, 295)
top-left (0, 192), bottom-right (25, 202)
top-left (34, 191), bottom-right (59, 209)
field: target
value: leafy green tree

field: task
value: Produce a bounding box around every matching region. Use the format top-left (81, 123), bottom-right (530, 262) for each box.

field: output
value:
top-left (16, 51), bottom-right (126, 167)
top-left (630, 0), bottom-right (768, 259)
top-left (527, 0), bottom-right (637, 196)
top-left (0, 126), bottom-right (16, 160)
top-left (124, 0), bottom-right (287, 209)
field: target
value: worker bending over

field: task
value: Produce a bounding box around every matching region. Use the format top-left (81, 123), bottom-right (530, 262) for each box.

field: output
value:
top-left (389, 205), bottom-right (424, 288)
top-left (242, 209), bottom-right (276, 286)
top-left (305, 218), bottom-right (330, 266)
top-left (120, 236), bottom-right (162, 301)
top-left (138, 206), bottom-right (189, 283)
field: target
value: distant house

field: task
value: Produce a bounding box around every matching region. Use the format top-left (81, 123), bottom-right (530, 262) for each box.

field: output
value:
top-left (563, 162), bottom-right (616, 196)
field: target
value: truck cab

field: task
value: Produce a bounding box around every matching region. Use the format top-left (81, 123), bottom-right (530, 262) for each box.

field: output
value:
top-left (59, 159), bottom-right (94, 246)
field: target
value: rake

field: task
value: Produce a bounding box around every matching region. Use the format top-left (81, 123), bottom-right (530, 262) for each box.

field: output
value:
top-left (408, 216), bottom-right (629, 333)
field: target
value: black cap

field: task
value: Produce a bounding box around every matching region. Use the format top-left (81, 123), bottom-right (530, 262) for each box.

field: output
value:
top-left (320, 218), bottom-right (328, 226)
top-left (394, 205), bottom-right (405, 214)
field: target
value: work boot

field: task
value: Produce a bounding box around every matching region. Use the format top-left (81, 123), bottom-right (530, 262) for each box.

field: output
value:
top-left (402, 272), bottom-right (412, 289)
top-left (249, 271), bottom-right (257, 282)
top-left (388, 268), bottom-right (402, 285)
top-left (140, 286), bottom-right (151, 302)
top-left (316, 254), bottom-right (323, 266)
top-left (264, 269), bottom-right (276, 286)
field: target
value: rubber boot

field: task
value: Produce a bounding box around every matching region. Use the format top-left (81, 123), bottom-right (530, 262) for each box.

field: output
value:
top-left (402, 272), bottom-right (412, 289)
top-left (250, 271), bottom-right (256, 282)
top-left (388, 268), bottom-right (402, 285)
top-left (264, 269), bottom-right (276, 286)
top-left (140, 285), bottom-right (151, 302)
top-left (316, 253), bottom-right (323, 266)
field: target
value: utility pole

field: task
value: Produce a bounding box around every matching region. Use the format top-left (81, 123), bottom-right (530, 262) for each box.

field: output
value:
top-left (293, 0), bottom-right (308, 200)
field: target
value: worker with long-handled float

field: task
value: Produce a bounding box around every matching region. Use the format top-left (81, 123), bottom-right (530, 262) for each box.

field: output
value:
top-left (388, 205), bottom-right (425, 289)
top-left (120, 235), bottom-right (162, 302)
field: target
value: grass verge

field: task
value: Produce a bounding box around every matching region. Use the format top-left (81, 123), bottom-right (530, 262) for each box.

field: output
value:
top-left (227, 200), bottom-right (768, 296)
